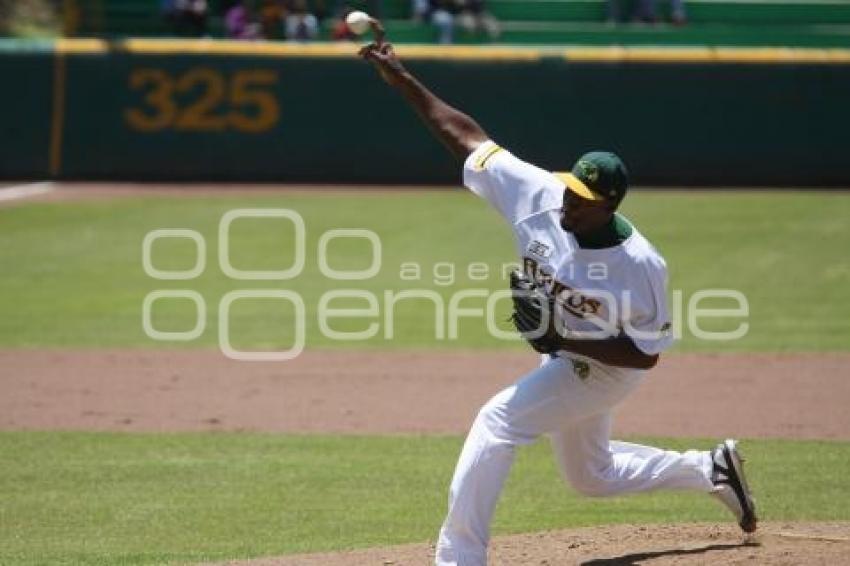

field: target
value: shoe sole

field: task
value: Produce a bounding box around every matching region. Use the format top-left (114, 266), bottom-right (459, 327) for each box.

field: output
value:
top-left (722, 439), bottom-right (758, 533)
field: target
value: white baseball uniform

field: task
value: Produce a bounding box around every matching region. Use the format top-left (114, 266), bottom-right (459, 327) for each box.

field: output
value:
top-left (435, 141), bottom-right (716, 566)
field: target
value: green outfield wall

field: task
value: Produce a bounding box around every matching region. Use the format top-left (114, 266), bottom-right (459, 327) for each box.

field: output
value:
top-left (0, 43), bottom-right (54, 178)
top-left (2, 40), bottom-right (850, 186)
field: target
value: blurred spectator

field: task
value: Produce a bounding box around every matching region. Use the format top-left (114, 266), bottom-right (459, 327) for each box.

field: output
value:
top-left (607, 0), bottom-right (687, 25)
top-left (313, 0), bottom-right (330, 21)
top-left (284, 0), bottom-right (318, 40)
top-left (162, 0), bottom-right (209, 37)
top-left (412, 0), bottom-right (499, 44)
top-left (0, 0), bottom-right (61, 37)
top-left (331, 5), bottom-right (357, 40)
top-left (456, 0), bottom-right (500, 41)
top-left (226, 0), bottom-right (261, 39)
top-left (259, 0), bottom-right (286, 39)
top-left (412, 0), bottom-right (456, 44)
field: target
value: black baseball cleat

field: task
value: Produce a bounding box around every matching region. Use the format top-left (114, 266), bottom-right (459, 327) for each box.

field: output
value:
top-left (710, 439), bottom-right (758, 533)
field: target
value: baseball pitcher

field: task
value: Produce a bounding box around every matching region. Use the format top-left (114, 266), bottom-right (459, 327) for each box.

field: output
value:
top-left (359, 37), bottom-right (757, 566)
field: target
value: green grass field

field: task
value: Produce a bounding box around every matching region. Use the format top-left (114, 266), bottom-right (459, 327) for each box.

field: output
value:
top-left (1, 432), bottom-right (848, 566)
top-left (0, 190), bottom-right (848, 351)
top-left (1, 189), bottom-right (849, 564)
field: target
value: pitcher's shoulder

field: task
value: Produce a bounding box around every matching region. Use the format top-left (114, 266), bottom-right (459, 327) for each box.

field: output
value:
top-left (623, 228), bottom-right (668, 270)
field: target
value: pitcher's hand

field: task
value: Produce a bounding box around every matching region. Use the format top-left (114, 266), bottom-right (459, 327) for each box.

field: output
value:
top-left (358, 42), bottom-right (408, 88)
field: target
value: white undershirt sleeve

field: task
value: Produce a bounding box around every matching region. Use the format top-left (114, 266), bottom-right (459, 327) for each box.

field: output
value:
top-left (463, 140), bottom-right (563, 225)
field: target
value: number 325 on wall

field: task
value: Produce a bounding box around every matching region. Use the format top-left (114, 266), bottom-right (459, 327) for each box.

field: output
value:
top-left (125, 68), bottom-right (280, 133)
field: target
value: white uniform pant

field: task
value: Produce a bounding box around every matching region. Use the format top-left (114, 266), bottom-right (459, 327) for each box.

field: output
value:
top-left (435, 356), bottom-right (714, 566)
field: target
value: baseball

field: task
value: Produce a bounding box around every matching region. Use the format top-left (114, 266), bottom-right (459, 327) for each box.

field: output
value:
top-left (345, 10), bottom-right (371, 35)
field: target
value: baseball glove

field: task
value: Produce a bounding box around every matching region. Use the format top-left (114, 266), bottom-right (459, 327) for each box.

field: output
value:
top-left (509, 269), bottom-right (562, 354)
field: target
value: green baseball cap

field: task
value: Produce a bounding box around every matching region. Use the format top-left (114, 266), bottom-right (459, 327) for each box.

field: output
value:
top-left (553, 151), bottom-right (629, 203)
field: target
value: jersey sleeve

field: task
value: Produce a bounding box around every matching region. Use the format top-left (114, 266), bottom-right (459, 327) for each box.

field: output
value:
top-left (623, 255), bottom-right (675, 356)
top-left (463, 140), bottom-right (563, 225)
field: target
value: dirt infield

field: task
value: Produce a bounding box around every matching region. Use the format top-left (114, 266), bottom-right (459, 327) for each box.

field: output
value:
top-left (2, 350), bottom-right (848, 439)
top-left (3, 347), bottom-right (849, 565)
top-left (212, 522), bottom-right (850, 565)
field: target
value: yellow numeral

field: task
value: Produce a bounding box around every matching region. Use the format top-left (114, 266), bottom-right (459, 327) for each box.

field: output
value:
top-left (174, 68), bottom-right (228, 131)
top-left (125, 68), bottom-right (280, 133)
top-left (230, 70), bottom-right (280, 133)
top-left (125, 69), bottom-right (177, 132)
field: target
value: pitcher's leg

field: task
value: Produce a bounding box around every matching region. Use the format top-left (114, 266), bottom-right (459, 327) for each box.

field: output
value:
top-left (551, 413), bottom-right (714, 497)
top-left (434, 405), bottom-right (514, 566)
top-left (436, 358), bottom-right (576, 565)
top-left (436, 358), bottom-right (643, 565)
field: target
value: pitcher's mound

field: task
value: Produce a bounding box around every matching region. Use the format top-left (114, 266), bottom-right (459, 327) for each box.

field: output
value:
top-left (218, 522), bottom-right (850, 565)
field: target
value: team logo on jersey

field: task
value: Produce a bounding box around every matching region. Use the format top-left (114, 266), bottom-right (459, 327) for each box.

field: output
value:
top-left (526, 240), bottom-right (552, 259)
top-left (552, 280), bottom-right (602, 317)
top-left (523, 258), bottom-right (602, 317)
top-left (576, 160), bottom-right (599, 183)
